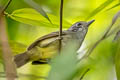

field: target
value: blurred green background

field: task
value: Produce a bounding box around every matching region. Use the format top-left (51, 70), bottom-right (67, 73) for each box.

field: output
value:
top-left (0, 0), bottom-right (120, 80)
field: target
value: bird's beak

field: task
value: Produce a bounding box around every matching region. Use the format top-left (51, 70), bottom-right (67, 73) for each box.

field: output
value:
top-left (87, 20), bottom-right (95, 27)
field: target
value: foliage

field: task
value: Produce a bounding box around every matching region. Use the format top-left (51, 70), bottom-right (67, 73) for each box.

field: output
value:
top-left (0, 0), bottom-right (120, 80)
top-left (6, 8), bottom-right (71, 28)
top-left (86, 0), bottom-right (114, 20)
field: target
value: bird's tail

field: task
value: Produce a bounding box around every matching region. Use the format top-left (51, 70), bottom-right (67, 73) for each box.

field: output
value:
top-left (14, 52), bottom-right (30, 68)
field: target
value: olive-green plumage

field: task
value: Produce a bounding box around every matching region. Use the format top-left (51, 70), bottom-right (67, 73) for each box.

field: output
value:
top-left (14, 20), bottom-right (95, 68)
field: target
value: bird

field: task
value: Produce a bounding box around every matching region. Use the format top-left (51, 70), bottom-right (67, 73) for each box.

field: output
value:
top-left (14, 20), bottom-right (95, 68)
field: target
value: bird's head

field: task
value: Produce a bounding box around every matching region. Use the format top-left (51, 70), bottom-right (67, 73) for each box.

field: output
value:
top-left (68, 20), bottom-right (95, 33)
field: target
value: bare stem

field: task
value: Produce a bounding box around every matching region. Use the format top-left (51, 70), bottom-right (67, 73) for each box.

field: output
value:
top-left (59, 0), bottom-right (64, 53)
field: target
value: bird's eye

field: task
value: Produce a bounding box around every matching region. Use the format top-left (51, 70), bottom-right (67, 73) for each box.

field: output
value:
top-left (76, 23), bottom-right (82, 27)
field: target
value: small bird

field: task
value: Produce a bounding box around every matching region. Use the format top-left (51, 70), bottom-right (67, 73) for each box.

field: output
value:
top-left (14, 20), bottom-right (95, 68)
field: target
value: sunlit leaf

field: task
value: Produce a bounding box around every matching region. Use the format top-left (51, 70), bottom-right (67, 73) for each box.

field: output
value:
top-left (86, 0), bottom-right (114, 20)
top-left (8, 8), bottom-right (71, 28)
top-left (24, 0), bottom-right (51, 23)
top-left (106, 3), bottom-right (120, 11)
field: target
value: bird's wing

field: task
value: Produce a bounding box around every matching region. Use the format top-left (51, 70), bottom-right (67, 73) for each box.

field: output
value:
top-left (27, 31), bottom-right (67, 50)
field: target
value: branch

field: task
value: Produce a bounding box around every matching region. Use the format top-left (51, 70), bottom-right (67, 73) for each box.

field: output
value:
top-left (0, 14), bottom-right (17, 80)
top-left (59, 0), bottom-right (64, 53)
top-left (0, 0), bottom-right (17, 80)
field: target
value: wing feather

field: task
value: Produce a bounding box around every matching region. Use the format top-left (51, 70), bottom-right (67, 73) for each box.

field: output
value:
top-left (27, 31), bottom-right (67, 50)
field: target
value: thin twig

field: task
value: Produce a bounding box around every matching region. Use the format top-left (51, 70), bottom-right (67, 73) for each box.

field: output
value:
top-left (59, 0), bottom-right (64, 53)
top-left (2, 0), bottom-right (12, 13)
top-left (80, 69), bottom-right (90, 80)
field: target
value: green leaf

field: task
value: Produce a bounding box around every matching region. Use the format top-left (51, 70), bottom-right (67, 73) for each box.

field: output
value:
top-left (24, 0), bottom-right (51, 23)
top-left (8, 8), bottom-right (71, 28)
top-left (48, 44), bottom-right (78, 80)
top-left (113, 31), bottom-right (120, 80)
top-left (86, 0), bottom-right (114, 20)
top-left (106, 3), bottom-right (120, 11)
top-left (114, 44), bottom-right (120, 80)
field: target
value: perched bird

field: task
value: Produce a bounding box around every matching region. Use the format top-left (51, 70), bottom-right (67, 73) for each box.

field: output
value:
top-left (14, 20), bottom-right (95, 68)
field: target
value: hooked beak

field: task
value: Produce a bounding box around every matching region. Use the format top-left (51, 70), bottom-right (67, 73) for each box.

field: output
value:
top-left (87, 20), bottom-right (95, 27)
